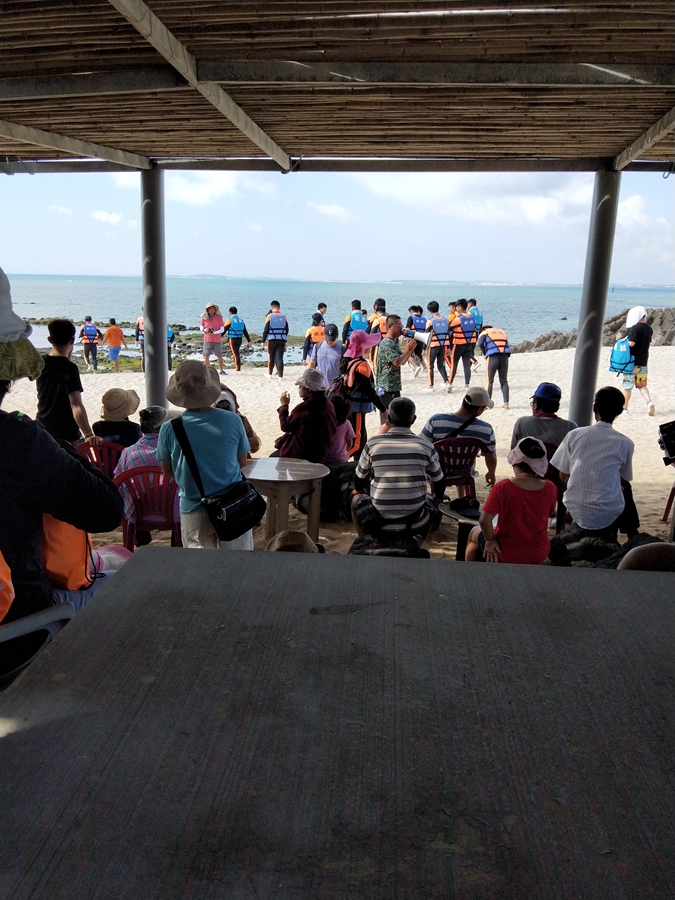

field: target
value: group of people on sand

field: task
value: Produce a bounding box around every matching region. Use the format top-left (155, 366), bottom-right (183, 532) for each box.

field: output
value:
top-left (0, 249), bottom-right (665, 637)
top-left (71, 314), bottom-right (176, 375)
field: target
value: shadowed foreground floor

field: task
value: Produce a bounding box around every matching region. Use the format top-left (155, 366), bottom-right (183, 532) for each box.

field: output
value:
top-left (0, 549), bottom-right (673, 899)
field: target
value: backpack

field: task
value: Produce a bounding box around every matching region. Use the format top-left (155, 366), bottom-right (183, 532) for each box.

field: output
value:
top-left (609, 336), bottom-right (634, 374)
top-left (327, 358), bottom-right (361, 401)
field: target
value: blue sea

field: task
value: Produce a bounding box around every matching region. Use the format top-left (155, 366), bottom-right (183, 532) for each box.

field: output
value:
top-left (7, 274), bottom-right (674, 349)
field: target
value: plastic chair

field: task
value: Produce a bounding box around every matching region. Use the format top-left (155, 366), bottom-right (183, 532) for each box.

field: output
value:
top-left (77, 441), bottom-right (126, 480)
top-left (0, 601), bottom-right (75, 690)
top-left (542, 442), bottom-right (568, 535)
top-left (433, 437), bottom-right (485, 498)
top-left (113, 465), bottom-right (182, 551)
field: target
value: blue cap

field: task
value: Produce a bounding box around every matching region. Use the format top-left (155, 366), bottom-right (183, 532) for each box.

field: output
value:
top-left (533, 382), bottom-right (562, 402)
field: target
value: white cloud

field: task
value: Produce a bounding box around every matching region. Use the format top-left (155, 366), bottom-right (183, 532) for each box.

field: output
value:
top-left (614, 193), bottom-right (674, 267)
top-left (165, 172), bottom-right (239, 206)
top-left (308, 201), bottom-right (354, 222)
top-left (110, 172), bottom-right (139, 189)
top-left (352, 172), bottom-right (594, 233)
top-left (92, 210), bottom-right (123, 226)
top-left (247, 221), bottom-right (263, 233)
top-left (48, 204), bottom-right (73, 218)
top-left (127, 219), bottom-right (138, 228)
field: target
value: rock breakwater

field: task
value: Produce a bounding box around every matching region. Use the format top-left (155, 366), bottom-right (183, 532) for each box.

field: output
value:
top-left (510, 307), bottom-right (675, 353)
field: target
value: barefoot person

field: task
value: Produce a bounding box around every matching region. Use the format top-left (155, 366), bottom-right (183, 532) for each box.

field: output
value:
top-left (466, 437), bottom-right (558, 564)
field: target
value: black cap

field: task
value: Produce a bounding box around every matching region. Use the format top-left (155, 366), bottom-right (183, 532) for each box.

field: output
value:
top-left (325, 323), bottom-right (339, 339)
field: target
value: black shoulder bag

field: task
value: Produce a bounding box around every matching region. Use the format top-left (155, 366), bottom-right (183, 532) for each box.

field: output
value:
top-left (171, 418), bottom-right (266, 542)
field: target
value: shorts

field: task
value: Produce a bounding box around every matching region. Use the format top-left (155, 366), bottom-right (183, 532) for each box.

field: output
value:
top-left (622, 365), bottom-right (648, 389)
top-left (204, 337), bottom-right (222, 355)
top-left (108, 346), bottom-right (121, 361)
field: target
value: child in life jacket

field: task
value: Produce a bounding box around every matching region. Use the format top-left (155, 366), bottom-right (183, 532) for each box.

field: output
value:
top-left (342, 299), bottom-right (369, 344)
top-left (302, 313), bottom-right (325, 364)
top-left (405, 305), bottom-right (428, 377)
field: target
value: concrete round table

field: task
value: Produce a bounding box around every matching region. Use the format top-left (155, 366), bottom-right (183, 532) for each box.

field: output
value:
top-left (242, 458), bottom-right (330, 542)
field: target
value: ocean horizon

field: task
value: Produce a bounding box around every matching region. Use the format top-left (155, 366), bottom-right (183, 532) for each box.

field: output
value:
top-left (7, 273), bottom-right (674, 349)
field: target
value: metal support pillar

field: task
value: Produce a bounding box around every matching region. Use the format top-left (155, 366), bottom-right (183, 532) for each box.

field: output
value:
top-left (568, 169), bottom-right (622, 427)
top-left (141, 166), bottom-right (168, 408)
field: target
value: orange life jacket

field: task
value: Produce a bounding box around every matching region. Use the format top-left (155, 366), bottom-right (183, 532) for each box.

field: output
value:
top-left (40, 515), bottom-right (95, 591)
top-left (0, 550), bottom-right (14, 623)
top-left (481, 328), bottom-right (510, 355)
top-left (449, 313), bottom-right (477, 345)
top-left (308, 325), bottom-right (325, 344)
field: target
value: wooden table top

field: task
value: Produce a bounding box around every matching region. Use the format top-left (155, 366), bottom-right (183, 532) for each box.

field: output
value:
top-left (1, 549), bottom-right (674, 899)
top-left (243, 456), bottom-right (329, 483)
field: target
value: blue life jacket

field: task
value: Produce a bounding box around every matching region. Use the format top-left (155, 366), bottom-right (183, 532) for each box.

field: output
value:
top-left (348, 311), bottom-right (368, 336)
top-left (411, 314), bottom-right (427, 331)
top-left (82, 322), bottom-right (98, 343)
top-left (167, 326), bottom-right (174, 343)
top-left (470, 308), bottom-right (484, 329)
top-left (459, 315), bottom-right (477, 343)
top-left (431, 316), bottom-right (449, 344)
top-left (228, 315), bottom-right (245, 338)
top-left (609, 336), bottom-right (634, 373)
top-left (268, 312), bottom-right (288, 339)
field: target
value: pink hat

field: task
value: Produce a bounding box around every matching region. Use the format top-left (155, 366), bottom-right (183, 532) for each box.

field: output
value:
top-left (507, 437), bottom-right (549, 477)
top-left (344, 330), bottom-right (381, 358)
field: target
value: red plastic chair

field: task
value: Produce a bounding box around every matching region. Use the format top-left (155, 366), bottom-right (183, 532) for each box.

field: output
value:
top-left (433, 437), bottom-right (485, 498)
top-left (542, 442), bottom-right (569, 535)
top-left (113, 466), bottom-right (182, 551)
top-left (662, 481), bottom-right (675, 523)
top-left (77, 441), bottom-right (126, 480)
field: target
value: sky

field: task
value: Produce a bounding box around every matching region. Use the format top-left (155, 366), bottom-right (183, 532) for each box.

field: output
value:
top-left (1, 167), bottom-right (673, 285)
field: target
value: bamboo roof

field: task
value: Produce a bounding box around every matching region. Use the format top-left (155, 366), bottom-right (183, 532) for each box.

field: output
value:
top-left (1, 1), bottom-right (673, 173)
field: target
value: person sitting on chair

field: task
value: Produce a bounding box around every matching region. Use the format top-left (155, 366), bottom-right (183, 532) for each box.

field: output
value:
top-left (511, 382), bottom-right (577, 450)
top-left (93, 388), bottom-right (141, 447)
top-left (114, 406), bottom-right (179, 547)
top-left (352, 397), bottom-right (445, 545)
top-left (466, 437), bottom-right (558, 565)
top-left (419, 386), bottom-right (497, 494)
top-left (273, 368), bottom-right (336, 464)
top-left (0, 268), bottom-right (123, 622)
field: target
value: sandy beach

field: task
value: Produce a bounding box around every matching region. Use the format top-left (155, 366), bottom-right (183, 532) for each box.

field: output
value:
top-left (7, 345), bottom-right (674, 554)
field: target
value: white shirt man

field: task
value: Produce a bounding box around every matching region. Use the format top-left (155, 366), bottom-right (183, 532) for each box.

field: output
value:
top-left (551, 387), bottom-right (634, 535)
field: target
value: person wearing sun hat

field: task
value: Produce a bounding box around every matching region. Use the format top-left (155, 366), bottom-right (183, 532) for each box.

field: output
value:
top-left (92, 388), bottom-right (142, 447)
top-left (273, 366), bottom-right (336, 463)
top-left (510, 382), bottom-right (577, 450)
top-left (157, 360), bottom-right (252, 550)
top-left (0, 267), bottom-right (123, 623)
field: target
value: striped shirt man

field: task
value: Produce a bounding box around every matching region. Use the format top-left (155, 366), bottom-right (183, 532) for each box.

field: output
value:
top-left (355, 427), bottom-right (444, 529)
top-left (419, 413), bottom-right (496, 453)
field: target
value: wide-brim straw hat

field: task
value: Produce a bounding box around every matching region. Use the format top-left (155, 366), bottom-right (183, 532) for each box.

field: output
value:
top-left (100, 388), bottom-right (140, 421)
top-left (166, 360), bottom-right (221, 409)
top-left (265, 530), bottom-right (319, 553)
top-left (0, 266), bottom-right (45, 383)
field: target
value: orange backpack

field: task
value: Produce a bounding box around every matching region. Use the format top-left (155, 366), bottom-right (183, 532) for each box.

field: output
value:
top-left (40, 515), bottom-right (95, 591)
top-left (0, 550), bottom-right (14, 623)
